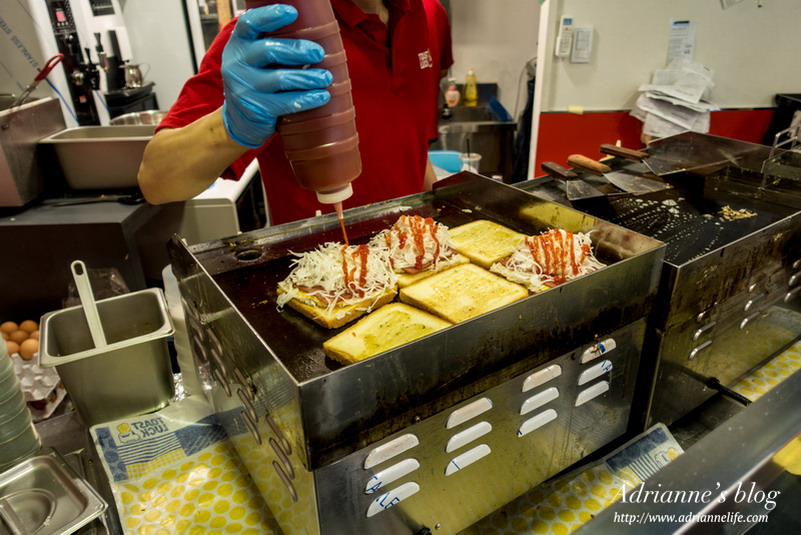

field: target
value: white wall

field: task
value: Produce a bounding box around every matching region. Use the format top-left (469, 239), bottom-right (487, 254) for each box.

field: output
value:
top-left (538, 0), bottom-right (801, 112)
top-left (118, 0), bottom-right (542, 117)
top-left (119, 0), bottom-right (196, 110)
top-left (448, 0), bottom-right (540, 119)
top-left (117, 0), bottom-right (800, 117)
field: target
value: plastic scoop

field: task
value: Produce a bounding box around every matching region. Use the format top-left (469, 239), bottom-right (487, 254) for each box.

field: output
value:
top-left (70, 260), bottom-right (107, 348)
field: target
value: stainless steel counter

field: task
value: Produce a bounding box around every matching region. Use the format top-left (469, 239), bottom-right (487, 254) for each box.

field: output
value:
top-left (35, 411), bottom-right (123, 535)
top-left (574, 367), bottom-right (801, 535)
top-left (29, 360), bottom-right (801, 535)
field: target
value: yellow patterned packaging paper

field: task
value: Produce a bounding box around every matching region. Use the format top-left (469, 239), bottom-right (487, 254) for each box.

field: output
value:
top-left (90, 397), bottom-right (278, 535)
top-left (460, 423), bottom-right (683, 535)
top-left (731, 339), bottom-right (801, 402)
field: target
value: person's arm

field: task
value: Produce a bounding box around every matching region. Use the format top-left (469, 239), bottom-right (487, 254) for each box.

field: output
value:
top-left (138, 109), bottom-right (245, 204)
top-left (137, 5), bottom-right (332, 205)
top-left (423, 155), bottom-right (437, 191)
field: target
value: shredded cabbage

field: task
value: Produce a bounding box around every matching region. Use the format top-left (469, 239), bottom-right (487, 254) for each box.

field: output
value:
top-left (369, 215), bottom-right (458, 273)
top-left (276, 241), bottom-right (397, 315)
top-left (490, 229), bottom-right (605, 292)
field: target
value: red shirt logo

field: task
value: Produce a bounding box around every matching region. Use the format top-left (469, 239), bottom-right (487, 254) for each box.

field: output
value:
top-left (418, 49), bottom-right (433, 70)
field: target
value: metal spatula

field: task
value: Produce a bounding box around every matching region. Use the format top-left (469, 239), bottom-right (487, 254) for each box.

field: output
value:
top-left (540, 161), bottom-right (606, 200)
top-left (599, 144), bottom-right (675, 176)
top-left (567, 153), bottom-right (671, 194)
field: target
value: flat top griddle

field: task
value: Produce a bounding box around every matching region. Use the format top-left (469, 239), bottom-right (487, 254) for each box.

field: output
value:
top-left (211, 196), bottom-right (623, 384)
top-left (571, 184), bottom-right (795, 266)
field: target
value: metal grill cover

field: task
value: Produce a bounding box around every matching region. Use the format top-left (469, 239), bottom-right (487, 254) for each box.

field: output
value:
top-left (169, 173), bottom-right (664, 469)
top-left (531, 133), bottom-right (801, 427)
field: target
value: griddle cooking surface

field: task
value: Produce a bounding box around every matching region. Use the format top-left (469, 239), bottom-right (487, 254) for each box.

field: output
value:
top-left (574, 186), bottom-right (795, 265)
top-left (210, 196), bottom-right (623, 383)
top-left (210, 200), bottom-right (530, 382)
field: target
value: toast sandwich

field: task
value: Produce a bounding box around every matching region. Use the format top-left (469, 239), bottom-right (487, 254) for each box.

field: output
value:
top-left (448, 219), bottom-right (525, 268)
top-left (370, 214), bottom-right (469, 287)
top-left (490, 228), bottom-right (605, 292)
top-left (277, 285), bottom-right (397, 329)
top-left (399, 263), bottom-right (528, 323)
top-left (277, 242), bottom-right (398, 329)
top-left (323, 303), bottom-right (452, 365)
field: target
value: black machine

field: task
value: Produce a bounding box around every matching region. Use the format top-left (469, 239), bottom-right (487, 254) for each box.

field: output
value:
top-left (43, 0), bottom-right (157, 125)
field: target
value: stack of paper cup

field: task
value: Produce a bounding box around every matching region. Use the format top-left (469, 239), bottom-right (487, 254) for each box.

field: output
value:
top-left (245, 0), bottom-right (362, 201)
top-left (0, 341), bottom-right (41, 472)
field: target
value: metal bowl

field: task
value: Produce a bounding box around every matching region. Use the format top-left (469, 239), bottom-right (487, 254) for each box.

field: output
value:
top-left (110, 109), bottom-right (167, 126)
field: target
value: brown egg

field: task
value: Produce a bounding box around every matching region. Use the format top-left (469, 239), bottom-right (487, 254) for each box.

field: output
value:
top-left (19, 320), bottom-right (38, 333)
top-left (8, 330), bottom-right (28, 345)
top-left (6, 340), bottom-right (19, 356)
top-left (29, 330), bottom-right (39, 341)
top-left (19, 339), bottom-right (38, 361)
top-left (0, 321), bottom-right (18, 335)
top-left (1, 331), bottom-right (7, 340)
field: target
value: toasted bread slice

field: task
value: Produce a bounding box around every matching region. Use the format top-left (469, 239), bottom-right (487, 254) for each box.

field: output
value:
top-left (448, 220), bottom-right (525, 268)
top-left (323, 303), bottom-right (452, 364)
top-left (396, 253), bottom-right (470, 288)
top-left (399, 263), bottom-right (528, 323)
top-left (278, 286), bottom-right (397, 329)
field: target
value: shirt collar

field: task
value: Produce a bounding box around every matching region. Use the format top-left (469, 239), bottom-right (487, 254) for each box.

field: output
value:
top-left (331, 0), bottom-right (411, 29)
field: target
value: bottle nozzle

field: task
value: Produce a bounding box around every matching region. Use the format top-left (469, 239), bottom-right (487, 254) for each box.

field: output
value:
top-left (315, 183), bottom-right (353, 204)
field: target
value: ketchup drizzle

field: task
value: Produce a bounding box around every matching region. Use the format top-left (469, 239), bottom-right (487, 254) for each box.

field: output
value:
top-left (340, 244), bottom-right (370, 298)
top-left (527, 229), bottom-right (582, 284)
top-left (392, 215), bottom-right (442, 272)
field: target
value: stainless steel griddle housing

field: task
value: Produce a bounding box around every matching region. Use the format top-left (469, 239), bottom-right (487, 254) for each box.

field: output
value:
top-left (522, 133), bottom-right (801, 429)
top-left (168, 173), bottom-right (665, 535)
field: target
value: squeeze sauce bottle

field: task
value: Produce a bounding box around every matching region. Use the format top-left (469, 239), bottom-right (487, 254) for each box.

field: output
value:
top-left (244, 0), bottom-right (361, 207)
top-left (463, 67), bottom-right (478, 107)
top-left (444, 79), bottom-right (460, 107)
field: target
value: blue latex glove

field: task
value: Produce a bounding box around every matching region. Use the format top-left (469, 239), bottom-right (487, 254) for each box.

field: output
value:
top-left (221, 5), bottom-right (333, 148)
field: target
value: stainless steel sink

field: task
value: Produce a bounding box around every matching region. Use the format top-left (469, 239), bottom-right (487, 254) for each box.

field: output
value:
top-left (440, 105), bottom-right (497, 122)
top-left (432, 106), bottom-right (516, 179)
top-left (1, 97), bottom-right (66, 207)
top-left (0, 95), bottom-right (17, 111)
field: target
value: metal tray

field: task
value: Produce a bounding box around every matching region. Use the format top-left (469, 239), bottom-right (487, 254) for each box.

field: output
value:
top-left (38, 288), bottom-right (175, 427)
top-left (38, 126), bottom-right (153, 190)
top-left (0, 455), bottom-right (106, 535)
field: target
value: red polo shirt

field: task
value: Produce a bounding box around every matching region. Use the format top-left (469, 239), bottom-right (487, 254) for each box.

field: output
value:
top-left (423, 0), bottom-right (453, 138)
top-left (159, 0), bottom-right (448, 225)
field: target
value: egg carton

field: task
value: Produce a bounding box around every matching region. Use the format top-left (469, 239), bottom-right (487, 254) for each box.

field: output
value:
top-left (11, 352), bottom-right (61, 402)
top-left (28, 384), bottom-right (68, 422)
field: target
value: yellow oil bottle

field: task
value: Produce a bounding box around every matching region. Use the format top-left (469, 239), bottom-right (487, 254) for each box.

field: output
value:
top-left (463, 67), bottom-right (478, 107)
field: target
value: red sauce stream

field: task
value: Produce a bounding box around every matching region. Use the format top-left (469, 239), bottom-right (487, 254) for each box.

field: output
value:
top-left (335, 202), bottom-right (348, 245)
top-left (341, 244), bottom-right (369, 298)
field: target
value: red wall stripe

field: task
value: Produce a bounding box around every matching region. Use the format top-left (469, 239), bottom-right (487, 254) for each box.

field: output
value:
top-left (533, 108), bottom-right (775, 178)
